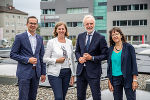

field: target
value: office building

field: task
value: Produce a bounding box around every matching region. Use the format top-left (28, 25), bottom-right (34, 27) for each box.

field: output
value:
top-left (107, 0), bottom-right (150, 44)
top-left (40, 0), bottom-right (107, 44)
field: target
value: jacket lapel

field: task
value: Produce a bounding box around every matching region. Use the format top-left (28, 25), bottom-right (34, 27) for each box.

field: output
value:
top-left (24, 32), bottom-right (33, 54)
top-left (88, 32), bottom-right (97, 52)
top-left (82, 32), bottom-right (87, 50)
top-left (34, 34), bottom-right (40, 55)
top-left (121, 43), bottom-right (126, 65)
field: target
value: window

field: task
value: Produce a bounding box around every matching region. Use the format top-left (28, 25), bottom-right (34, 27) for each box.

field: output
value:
top-left (144, 20), bottom-right (147, 25)
top-left (120, 20), bottom-right (127, 26)
top-left (41, 22), bottom-right (55, 27)
top-left (95, 16), bottom-right (103, 20)
top-left (144, 4), bottom-right (148, 9)
top-left (67, 8), bottom-right (89, 14)
top-left (97, 30), bottom-right (107, 33)
top-left (67, 22), bottom-right (83, 27)
top-left (98, 2), bottom-right (107, 6)
top-left (132, 20), bottom-right (139, 26)
top-left (113, 6), bottom-right (116, 11)
top-left (114, 4), bottom-right (147, 11)
top-left (42, 9), bottom-right (55, 15)
top-left (133, 36), bottom-right (139, 41)
top-left (113, 20), bottom-right (147, 26)
top-left (128, 20), bottom-right (131, 26)
top-left (121, 5), bottom-right (127, 11)
top-left (6, 30), bottom-right (9, 33)
top-left (113, 21), bottom-right (116, 26)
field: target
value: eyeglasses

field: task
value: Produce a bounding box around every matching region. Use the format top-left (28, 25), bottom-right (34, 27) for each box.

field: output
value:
top-left (61, 46), bottom-right (68, 58)
top-left (112, 33), bottom-right (120, 37)
top-left (29, 22), bottom-right (37, 25)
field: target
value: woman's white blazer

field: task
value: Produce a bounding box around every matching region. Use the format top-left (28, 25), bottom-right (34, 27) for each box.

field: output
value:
top-left (43, 37), bottom-right (76, 76)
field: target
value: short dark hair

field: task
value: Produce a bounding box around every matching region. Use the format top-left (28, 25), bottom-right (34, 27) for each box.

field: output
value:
top-left (26, 16), bottom-right (38, 24)
top-left (109, 27), bottom-right (126, 46)
top-left (53, 22), bottom-right (69, 37)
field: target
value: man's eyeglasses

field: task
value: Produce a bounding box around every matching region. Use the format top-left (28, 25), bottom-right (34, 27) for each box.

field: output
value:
top-left (29, 22), bottom-right (37, 25)
top-left (61, 46), bottom-right (68, 58)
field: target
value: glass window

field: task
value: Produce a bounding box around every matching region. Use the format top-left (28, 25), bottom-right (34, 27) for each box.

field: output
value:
top-left (73, 22), bottom-right (77, 27)
top-left (144, 20), bottom-right (147, 25)
top-left (128, 5), bottom-right (131, 10)
top-left (132, 20), bottom-right (139, 26)
top-left (140, 20), bottom-right (144, 25)
top-left (113, 21), bottom-right (116, 26)
top-left (140, 4), bottom-right (143, 10)
top-left (134, 4), bottom-right (139, 10)
top-left (120, 20), bottom-right (127, 26)
top-left (121, 5), bottom-right (127, 11)
top-left (117, 6), bottom-right (120, 11)
top-left (144, 4), bottom-right (148, 9)
top-left (128, 36), bottom-right (131, 41)
top-left (133, 36), bottom-right (139, 41)
top-left (67, 22), bottom-right (72, 27)
top-left (113, 6), bottom-right (116, 11)
top-left (117, 21), bottom-right (120, 26)
top-left (77, 22), bottom-right (82, 27)
top-left (128, 20), bottom-right (131, 26)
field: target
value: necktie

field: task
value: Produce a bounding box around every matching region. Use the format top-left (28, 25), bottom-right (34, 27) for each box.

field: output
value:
top-left (86, 35), bottom-right (91, 51)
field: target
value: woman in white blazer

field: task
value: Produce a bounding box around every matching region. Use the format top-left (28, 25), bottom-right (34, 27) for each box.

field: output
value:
top-left (43, 22), bottom-right (76, 100)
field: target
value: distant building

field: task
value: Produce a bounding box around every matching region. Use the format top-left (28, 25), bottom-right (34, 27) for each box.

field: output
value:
top-left (40, 0), bottom-right (107, 44)
top-left (0, 0), bottom-right (28, 45)
top-left (107, 0), bottom-right (150, 44)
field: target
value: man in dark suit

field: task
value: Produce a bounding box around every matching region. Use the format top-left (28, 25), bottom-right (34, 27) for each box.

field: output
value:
top-left (10, 16), bottom-right (46, 100)
top-left (75, 15), bottom-right (108, 100)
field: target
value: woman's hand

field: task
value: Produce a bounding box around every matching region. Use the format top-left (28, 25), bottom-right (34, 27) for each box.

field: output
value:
top-left (70, 76), bottom-right (75, 86)
top-left (56, 57), bottom-right (65, 63)
top-left (132, 81), bottom-right (138, 91)
top-left (108, 80), bottom-right (114, 92)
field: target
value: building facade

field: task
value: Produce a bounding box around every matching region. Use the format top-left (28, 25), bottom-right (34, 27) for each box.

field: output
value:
top-left (40, 0), bottom-right (107, 45)
top-left (0, 0), bottom-right (28, 45)
top-left (107, 0), bottom-right (150, 44)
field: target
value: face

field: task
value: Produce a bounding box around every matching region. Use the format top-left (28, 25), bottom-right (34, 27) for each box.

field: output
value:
top-left (111, 31), bottom-right (122, 43)
top-left (26, 18), bottom-right (38, 33)
top-left (84, 18), bottom-right (95, 34)
top-left (56, 25), bottom-right (66, 37)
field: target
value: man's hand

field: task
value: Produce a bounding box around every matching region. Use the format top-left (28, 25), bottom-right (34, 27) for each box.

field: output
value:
top-left (29, 57), bottom-right (37, 64)
top-left (83, 53), bottom-right (92, 61)
top-left (41, 75), bottom-right (46, 83)
top-left (56, 57), bottom-right (65, 63)
top-left (79, 57), bottom-right (86, 64)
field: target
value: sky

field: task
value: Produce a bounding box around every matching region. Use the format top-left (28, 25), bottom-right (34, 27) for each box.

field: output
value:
top-left (13, 0), bottom-right (41, 21)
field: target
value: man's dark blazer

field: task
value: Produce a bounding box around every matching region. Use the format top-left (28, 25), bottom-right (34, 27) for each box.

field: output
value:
top-left (10, 32), bottom-right (46, 79)
top-left (75, 31), bottom-right (108, 78)
top-left (107, 43), bottom-right (138, 88)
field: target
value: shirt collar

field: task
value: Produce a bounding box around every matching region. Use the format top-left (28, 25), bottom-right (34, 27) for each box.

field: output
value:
top-left (27, 30), bottom-right (36, 37)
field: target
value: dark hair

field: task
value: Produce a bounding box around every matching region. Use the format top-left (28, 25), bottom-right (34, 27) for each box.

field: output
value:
top-left (26, 16), bottom-right (38, 24)
top-left (53, 22), bottom-right (69, 37)
top-left (109, 27), bottom-right (126, 46)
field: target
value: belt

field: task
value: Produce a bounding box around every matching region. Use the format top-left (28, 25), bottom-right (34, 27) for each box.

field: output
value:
top-left (32, 66), bottom-right (36, 70)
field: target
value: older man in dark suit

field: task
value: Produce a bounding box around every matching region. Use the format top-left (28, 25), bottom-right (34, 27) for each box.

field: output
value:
top-left (75, 15), bottom-right (108, 100)
top-left (10, 16), bottom-right (46, 100)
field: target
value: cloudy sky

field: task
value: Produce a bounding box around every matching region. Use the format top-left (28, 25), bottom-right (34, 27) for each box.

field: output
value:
top-left (13, 0), bottom-right (41, 21)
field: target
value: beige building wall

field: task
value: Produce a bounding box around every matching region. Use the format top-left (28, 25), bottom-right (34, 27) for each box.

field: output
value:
top-left (0, 13), bottom-right (28, 44)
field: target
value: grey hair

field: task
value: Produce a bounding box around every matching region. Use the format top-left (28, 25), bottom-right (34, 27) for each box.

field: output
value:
top-left (83, 15), bottom-right (95, 25)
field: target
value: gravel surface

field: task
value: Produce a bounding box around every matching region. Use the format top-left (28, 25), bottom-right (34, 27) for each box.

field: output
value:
top-left (0, 74), bottom-right (150, 100)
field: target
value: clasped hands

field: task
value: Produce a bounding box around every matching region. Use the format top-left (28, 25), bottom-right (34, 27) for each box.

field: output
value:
top-left (79, 53), bottom-right (92, 64)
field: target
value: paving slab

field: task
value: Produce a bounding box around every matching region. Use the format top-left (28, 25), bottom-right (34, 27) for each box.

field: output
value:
top-left (87, 89), bottom-right (150, 100)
